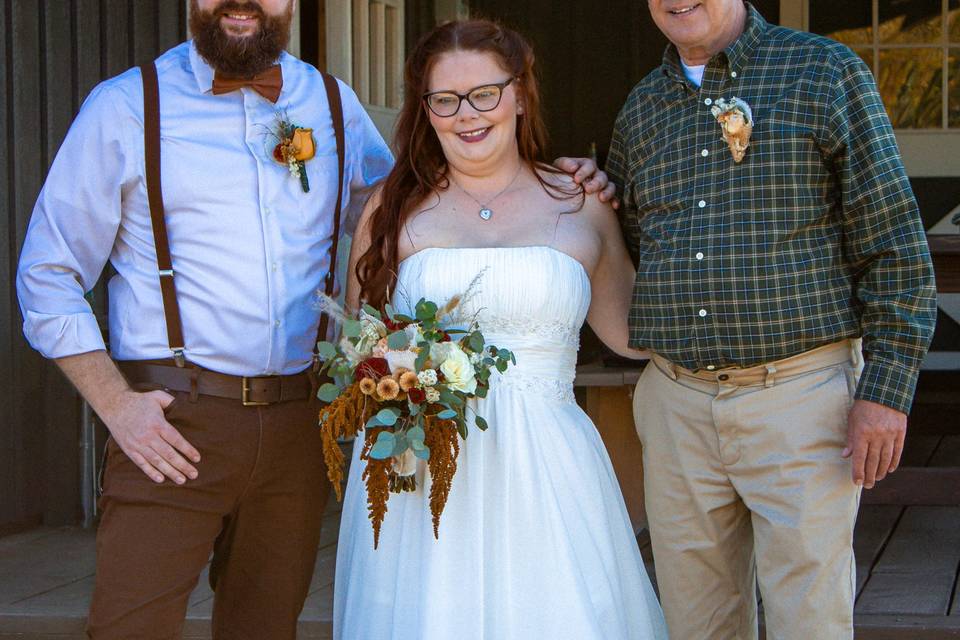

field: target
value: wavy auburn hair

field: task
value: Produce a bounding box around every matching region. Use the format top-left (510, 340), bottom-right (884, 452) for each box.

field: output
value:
top-left (355, 19), bottom-right (579, 308)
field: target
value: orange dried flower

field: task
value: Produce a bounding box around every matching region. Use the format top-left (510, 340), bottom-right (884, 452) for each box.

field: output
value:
top-left (377, 377), bottom-right (400, 401)
top-left (359, 377), bottom-right (377, 396)
top-left (398, 371), bottom-right (420, 392)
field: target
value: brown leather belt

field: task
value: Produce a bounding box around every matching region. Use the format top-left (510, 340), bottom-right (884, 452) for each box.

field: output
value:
top-left (117, 360), bottom-right (314, 406)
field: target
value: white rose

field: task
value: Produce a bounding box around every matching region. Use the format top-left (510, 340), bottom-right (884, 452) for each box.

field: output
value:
top-left (385, 349), bottom-right (418, 374)
top-left (439, 347), bottom-right (477, 394)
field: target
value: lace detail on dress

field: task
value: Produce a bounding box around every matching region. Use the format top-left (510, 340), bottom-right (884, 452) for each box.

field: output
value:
top-left (495, 373), bottom-right (576, 404)
top-left (472, 315), bottom-right (580, 348)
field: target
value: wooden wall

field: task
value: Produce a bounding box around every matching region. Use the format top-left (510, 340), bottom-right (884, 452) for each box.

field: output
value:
top-left (0, 0), bottom-right (186, 531)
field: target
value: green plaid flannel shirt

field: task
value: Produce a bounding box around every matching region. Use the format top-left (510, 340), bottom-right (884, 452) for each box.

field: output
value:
top-left (606, 4), bottom-right (936, 413)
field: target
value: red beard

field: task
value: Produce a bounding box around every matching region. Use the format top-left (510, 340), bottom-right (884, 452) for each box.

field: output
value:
top-left (189, 0), bottom-right (294, 78)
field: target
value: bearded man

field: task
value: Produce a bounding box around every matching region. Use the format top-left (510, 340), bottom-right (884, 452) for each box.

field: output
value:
top-left (15, 2), bottom-right (611, 638)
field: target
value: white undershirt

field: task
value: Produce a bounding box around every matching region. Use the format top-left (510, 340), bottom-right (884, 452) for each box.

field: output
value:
top-left (681, 61), bottom-right (706, 87)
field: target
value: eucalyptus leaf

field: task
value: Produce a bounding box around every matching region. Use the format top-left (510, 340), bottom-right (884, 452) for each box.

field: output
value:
top-left (376, 408), bottom-right (400, 426)
top-left (343, 319), bottom-right (362, 338)
top-left (469, 332), bottom-right (485, 353)
top-left (391, 434), bottom-right (410, 457)
top-left (369, 430), bottom-right (396, 459)
top-left (407, 426), bottom-right (426, 442)
top-left (475, 386), bottom-right (488, 399)
top-left (361, 304), bottom-right (382, 319)
top-left (439, 389), bottom-right (464, 406)
top-left (456, 421), bottom-right (468, 439)
top-left (395, 314), bottom-right (415, 323)
top-left (475, 415), bottom-right (489, 431)
top-left (409, 400), bottom-right (421, 416)
top-left (414, 447), bottom-right (431, 460)
top-left (316, 341), bottom-right (338, 360)
top-left (410, 438), bottom-right (427, 451)
top-left (496, 360), bottom-right (508, 373)
top-left (416, 300), bottom-right (438, 321)
top-left (387, 331), bottom-right (409, 350)
top-left (436, 409), bottom-right (457, 420)
top-left (414, 345), bottom-right (430, 372)
top-left (384, 303), bottom-right (396, 320)
top-left (316, 383), bottom-right (341, 403)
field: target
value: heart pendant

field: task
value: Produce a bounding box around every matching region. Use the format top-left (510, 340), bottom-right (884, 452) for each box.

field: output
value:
top-left (479, 208), bottom-right (493, 221)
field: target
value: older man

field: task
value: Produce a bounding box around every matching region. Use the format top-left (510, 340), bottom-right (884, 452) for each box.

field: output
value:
top-left (606, 1), bottom-right (937, 638)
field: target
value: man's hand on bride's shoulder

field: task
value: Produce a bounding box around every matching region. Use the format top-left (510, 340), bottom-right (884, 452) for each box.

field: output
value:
top-left (553, 156), bottom-right (619, 209)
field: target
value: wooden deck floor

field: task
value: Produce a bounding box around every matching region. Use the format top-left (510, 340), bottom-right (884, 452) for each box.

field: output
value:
top-left (2, 437), bottom-right (959, 639)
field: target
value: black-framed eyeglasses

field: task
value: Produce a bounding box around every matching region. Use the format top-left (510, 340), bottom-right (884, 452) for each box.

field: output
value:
top-left (422, 78), bottom-right (516, 117)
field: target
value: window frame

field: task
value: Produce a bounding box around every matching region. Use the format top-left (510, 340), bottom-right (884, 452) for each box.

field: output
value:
top-left (781, 0), bottom-right (960, 176)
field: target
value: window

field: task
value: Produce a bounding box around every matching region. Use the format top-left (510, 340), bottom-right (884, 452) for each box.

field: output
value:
top-left (783, 0), bottom-right (960, 175)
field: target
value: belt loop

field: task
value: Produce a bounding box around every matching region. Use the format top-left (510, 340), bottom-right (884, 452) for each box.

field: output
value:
top-left (666, 360), bottom-right (679, 381)
top-left (307, 368), bottom-right (320, 405)
top-left (764, 364), bottom-right (776, 388)
top-left (189, 368), bottom-right (200, 403)
top-left (849, 339), bottom-right (860, 367)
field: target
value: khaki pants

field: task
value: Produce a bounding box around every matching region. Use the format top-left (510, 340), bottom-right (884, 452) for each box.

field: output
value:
top-left (88, 391), bottom-right (329, 640)
top-left (633, 341), bottom-right (863, 640)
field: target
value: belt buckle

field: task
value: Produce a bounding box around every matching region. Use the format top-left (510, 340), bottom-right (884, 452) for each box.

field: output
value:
top-left (242, 376), bottom-right (271, 407)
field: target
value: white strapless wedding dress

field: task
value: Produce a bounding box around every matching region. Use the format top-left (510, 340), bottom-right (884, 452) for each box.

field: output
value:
top-left (334, 246), bottom-right (667, 640)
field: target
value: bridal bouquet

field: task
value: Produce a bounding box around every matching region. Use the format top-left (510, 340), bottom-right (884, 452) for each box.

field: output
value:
top-left (315, 288), bottom-right (515, 548)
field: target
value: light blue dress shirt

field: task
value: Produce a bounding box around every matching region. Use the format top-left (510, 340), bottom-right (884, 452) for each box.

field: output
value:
top-left (16, 42), bottom-right (393, 376)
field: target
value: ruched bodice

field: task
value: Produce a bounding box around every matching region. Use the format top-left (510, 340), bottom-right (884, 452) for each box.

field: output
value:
top-left (396, 246), bottom-right (591, 402)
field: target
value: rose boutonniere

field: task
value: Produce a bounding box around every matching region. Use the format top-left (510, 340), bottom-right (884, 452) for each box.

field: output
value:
top-left (268, 113), bottom-right (316, 192)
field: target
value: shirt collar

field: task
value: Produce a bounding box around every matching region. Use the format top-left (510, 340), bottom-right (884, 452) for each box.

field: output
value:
top-left (188, 40), bottom-right (291, 98)
top-left (660, 2), bottom-right (768, 84)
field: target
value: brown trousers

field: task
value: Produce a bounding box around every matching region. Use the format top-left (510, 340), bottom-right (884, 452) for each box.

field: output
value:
top-left (87, 390), bottom-right (330, 640)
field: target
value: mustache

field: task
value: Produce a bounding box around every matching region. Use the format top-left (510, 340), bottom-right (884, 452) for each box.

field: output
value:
top-left (213, 1), bottom-right (266, 18)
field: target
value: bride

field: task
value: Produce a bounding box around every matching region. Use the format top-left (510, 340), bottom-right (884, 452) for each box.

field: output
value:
top-left (336, 19), bottom-right (667, 640)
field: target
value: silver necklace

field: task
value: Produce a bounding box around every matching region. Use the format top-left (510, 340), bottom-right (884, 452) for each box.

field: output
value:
top-left (450, 166), bottom-right (523, 221)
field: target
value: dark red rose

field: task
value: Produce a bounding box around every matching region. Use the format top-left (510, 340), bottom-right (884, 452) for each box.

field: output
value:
top-left (354, 357), bottom-right (390, 381)
top-left (384, 317), bottom-right (405, 331)
top-left (440, 332), bottom-right (452, 342)
top-left (407, 388), bottom-right (426, 404)
top-left (272, 143), bottom-right (285, 163)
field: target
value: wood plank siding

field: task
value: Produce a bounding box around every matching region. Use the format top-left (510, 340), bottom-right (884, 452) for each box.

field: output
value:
top-left (0, 0), bottom-right (187, 531)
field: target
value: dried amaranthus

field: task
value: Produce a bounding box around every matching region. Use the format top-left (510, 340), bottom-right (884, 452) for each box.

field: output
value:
top-left (423, 416), bottom-right (460, 539)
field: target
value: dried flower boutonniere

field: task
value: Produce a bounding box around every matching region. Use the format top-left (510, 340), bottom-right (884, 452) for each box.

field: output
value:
top-left (267, 113), bottom-right (316, 192)
top-left (711, 97), bottom-right (754, 163)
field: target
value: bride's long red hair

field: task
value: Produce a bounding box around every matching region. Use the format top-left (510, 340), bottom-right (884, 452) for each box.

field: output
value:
top-left (355, 19), bottom-right (578, 308)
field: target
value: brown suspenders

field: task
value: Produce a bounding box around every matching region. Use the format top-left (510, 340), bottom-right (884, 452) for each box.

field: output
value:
top-left (139, 62), bottom-right (347, 371)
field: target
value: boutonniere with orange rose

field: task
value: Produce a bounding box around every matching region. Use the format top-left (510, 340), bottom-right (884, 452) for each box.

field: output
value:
top-left (315, 280), bottom-right (516, 548)
top-left (267, 112), bottom-right (315, 192)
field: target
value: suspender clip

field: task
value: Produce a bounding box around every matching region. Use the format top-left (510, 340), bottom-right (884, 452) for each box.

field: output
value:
top-left (172, 349), bottom-right (186, 368)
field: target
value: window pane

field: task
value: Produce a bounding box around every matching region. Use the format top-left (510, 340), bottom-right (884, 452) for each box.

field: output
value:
top-left (878, 49), bottom-right (943, 128)
top-left (950, 49), bottom-right (960, 127)
top-left (951, 0), bottom-right (960, 43)
top-left (879, 0), bottom-right (942, 44)
top-left (810, 0), bottom-right (872, 45)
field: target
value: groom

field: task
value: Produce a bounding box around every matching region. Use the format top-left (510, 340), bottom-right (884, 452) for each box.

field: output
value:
top-left (16, 1), bottom-right (611, 637)
top-left (607, 1), bottom-right (936, 638)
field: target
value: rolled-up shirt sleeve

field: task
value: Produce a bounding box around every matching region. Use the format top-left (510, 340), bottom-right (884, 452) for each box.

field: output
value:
top-left (16, 82), bottom-right (134, 359)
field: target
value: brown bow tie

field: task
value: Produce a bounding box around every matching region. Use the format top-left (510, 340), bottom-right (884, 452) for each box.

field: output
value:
top-left (211, 65), bottom-right (283, 103)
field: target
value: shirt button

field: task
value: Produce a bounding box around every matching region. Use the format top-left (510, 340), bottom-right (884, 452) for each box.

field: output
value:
top-left (718, 374), bottom-right (730, 381)
top-left (706, 365), bottom-right (717, 371)
top-left (698, 200), bottom-right (707, 208)
top-left (698, 309), bottom-right (708, 317)
top-left (730, 71), bottom-right (738, 78)
top-left (704, 98), bottom-right (713, 106)
top-left (701, 149), bottom-right (709, 157)
top-left (695, 252), bottom-right (705, 260)
top-left (264, 206), bottom-right (272, 215)
top-left (274, 320), bottom-right (281, 327)
top-left (272, 262), bottom-right (278, 272)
